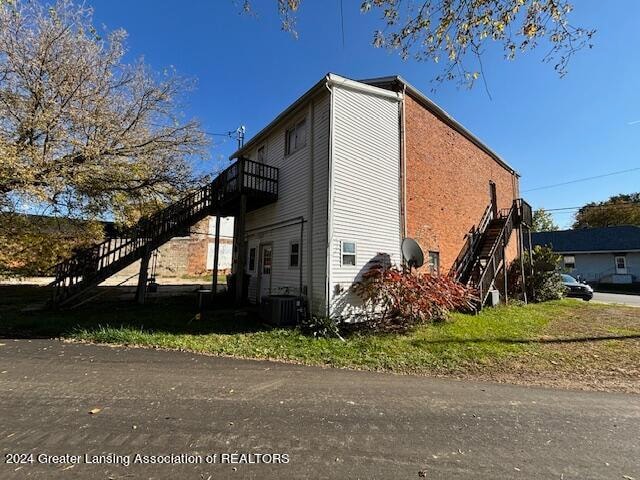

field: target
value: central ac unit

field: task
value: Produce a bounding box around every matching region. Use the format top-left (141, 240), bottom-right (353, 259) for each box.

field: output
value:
top-left (260, 295), bottom-right (298, 326)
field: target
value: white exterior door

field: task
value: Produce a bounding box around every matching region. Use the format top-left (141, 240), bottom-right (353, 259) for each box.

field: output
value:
top-left (258, 244), bottom-right (273, 300)
top-left (615, 256), bottom-right (627, 274)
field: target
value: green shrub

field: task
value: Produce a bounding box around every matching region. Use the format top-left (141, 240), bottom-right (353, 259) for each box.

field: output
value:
top-left (299, 315), bottom-right (344, 340)
top-left (508, 245), bottom-right (565, 302)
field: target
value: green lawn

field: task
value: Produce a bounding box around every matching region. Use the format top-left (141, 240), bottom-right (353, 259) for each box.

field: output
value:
top-left (71, 301), bottom-right (559, 372)
top-left (3, 285), bottom-right (638, 387)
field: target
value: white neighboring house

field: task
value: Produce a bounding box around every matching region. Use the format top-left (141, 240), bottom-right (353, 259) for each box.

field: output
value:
top-left (532, 226), bottom-right (640, 284)
top-left (206, 216), bottom-right (234, 272)
top-left (229, 74), bottom-right (401, 318)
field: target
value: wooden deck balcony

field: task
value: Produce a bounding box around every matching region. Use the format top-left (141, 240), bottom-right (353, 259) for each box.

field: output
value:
top-left (213, 157), bottom-right (279, 216)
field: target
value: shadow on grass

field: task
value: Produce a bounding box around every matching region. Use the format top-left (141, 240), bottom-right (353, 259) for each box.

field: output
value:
top-left (410, 334), bottom-right (640, 348)
top-left (0, 284), bottom-right (275, 339)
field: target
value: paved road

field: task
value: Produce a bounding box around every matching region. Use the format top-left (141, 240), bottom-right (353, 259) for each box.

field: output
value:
top-left (1, 340), bottom-right (638, 479)
top-left (593, 291), bottom-right (640, 307)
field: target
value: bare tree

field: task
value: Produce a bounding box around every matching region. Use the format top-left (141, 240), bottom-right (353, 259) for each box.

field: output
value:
top-left (0, 0), bottom-right (208, 222)
top-left (0, 0), bottom-right (208, 275)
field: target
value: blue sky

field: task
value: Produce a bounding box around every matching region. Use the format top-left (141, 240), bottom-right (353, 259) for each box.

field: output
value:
top-left (90, 0), bottom-right (640, 228)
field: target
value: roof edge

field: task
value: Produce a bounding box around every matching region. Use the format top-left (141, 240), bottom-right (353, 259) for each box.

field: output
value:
top-left (230, 73), bottom-right (401, 160)
top-left (360, 75), bottom-right (519, 177)
top-left (532, 225), bottom-right (640, 234)
top-left (229, 74), bottom-right (330, 160)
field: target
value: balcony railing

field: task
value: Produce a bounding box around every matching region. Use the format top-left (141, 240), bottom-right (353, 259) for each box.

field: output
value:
top-left (51, 157), bottom-right (279, 306)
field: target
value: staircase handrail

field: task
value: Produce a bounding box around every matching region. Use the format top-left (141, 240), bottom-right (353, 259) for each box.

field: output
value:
top-left (451, 203), bottom-right (494, 280)
top-left (49, 157), bottom-right (279, 305)
top-left (476, 203), bottom-right (516, 304)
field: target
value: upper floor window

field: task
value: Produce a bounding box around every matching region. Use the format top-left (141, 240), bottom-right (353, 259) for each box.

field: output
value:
top-left (285, 118), bottom-right (306, 155)
top-left (257, 145), bottom-right (266, 163)
top-left (341, 241), bottom-right (356, 266)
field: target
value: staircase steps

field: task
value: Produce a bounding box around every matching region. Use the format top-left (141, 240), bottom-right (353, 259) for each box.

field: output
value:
top-left (452, 204), bottom-right (518, 308)
top-left (50, 158), bottom-right (278, 308)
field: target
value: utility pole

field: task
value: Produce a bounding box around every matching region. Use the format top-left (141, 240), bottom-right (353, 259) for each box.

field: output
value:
top-left (236, 125), bottom-right (245, 150)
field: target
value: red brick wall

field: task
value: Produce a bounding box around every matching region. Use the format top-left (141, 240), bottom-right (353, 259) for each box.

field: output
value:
top-left (118, 218), bottom-right (219, 279)
top-left (404, 95), bottom-right (520, 273)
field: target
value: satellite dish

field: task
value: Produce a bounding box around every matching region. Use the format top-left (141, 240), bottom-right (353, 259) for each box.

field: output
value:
top-left (401, 237), bottom-right (424, 270)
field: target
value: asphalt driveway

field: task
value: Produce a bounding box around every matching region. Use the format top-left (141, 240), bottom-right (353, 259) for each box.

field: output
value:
top-left (593, 291), bottom-right (640, 307)
top-left (0, 339), bottom-right (638, 479)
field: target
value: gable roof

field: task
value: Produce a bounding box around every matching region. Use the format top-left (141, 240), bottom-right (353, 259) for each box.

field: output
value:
top-left (230, 73), bottom-right (519, 177)
top-left (229, 73), bottom-right (399, 160)
top-left (531, 226), bottom-right (640, 253)
top-left (360, 75), bottom-right (518, 176)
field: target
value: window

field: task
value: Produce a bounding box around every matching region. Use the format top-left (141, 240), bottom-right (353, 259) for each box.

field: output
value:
top-left (285, 118), bottom-right (307, 155)
top-left (341, 241), bottom-right (356, 266)
top-left (428, 251), bottom-right (440, 275)
top-left (257, 145), bottom-right (266, 163)
top-left (615, 255), bottom-right (627, 273)
top-left (289, 242), bottom-right (300, 268)
top-left (563, 255), bottom-right (575, 269)
top-left (262, 248), bottom-right (272, 275)
top-left (248, 247), bottom-right (256, 272)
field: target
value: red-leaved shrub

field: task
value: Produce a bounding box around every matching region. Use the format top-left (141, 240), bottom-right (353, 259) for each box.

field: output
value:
top-left (352, 258), bottom-right (477, 332)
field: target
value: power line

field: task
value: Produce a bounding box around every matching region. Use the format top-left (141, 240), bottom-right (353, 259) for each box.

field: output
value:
top-left (202, 126), bottom-right (245, 149)
top-left (548, 202), bottom-right (640, 212)
top-left (522, 167), bottom-right (640, 193)
top-left (542, 201), bottom-right (640, 213)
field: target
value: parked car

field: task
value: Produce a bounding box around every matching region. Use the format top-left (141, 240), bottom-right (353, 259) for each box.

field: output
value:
top-left (561, 274), bottom-right (594, 301)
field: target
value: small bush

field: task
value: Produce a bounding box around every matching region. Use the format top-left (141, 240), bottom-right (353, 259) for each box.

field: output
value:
top-left (508, 245), bottom-right (565, 302)
top-left (352, 258), bottom-right (477, 333)
top-left (299, 315), bottom-right (344, 340)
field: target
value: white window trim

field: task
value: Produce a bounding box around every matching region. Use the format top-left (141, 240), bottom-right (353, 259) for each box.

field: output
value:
top-left (615, 255), bottom-right (627, 270)
top-left (340, 240), bottom-right (357, 267)
top-left (289, 240), bottom-right (300, 269)
top-left (261, 245), bottom-right (273, 275)
top-left (285, 117), bottom-right (307, 155)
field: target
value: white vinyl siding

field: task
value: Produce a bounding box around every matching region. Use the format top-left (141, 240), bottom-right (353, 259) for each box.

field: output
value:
top-left (310, 95), bottom-right (330, 314)
top-left (328, 84), bottom-right (401, 318)
top-left (243, 92), bottom-right (330, 309)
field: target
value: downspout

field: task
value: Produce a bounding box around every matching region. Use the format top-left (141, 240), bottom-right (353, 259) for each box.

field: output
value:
top-left (307, 99), bottom-right (315, 311)
top-left (300, 219), bottom-right (304, 299)
top-left (399, 83), bottom-right (407, 240)
top-left (325, 77), bottom-right (335, 317)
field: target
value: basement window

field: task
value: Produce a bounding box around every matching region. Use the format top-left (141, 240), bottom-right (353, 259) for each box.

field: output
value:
top-left (285, 118), bottom-right (307, 155)
top-left (563, 255), bottom-right (575, 269)
top-left (289, 242), bottom-right (300, 268)
top-left (341, 241), bottom-right (356, 267)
